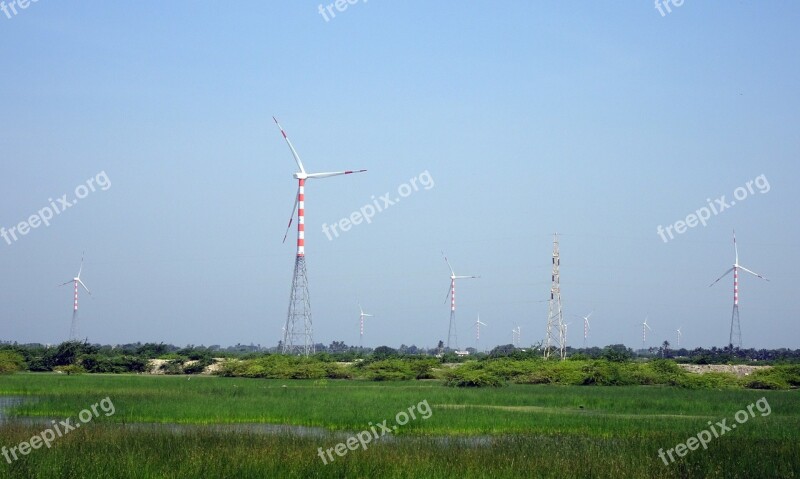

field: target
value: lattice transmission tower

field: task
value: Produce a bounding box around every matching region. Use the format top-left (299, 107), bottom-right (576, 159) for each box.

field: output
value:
top-left (544, 233), bottom-right (565, 360)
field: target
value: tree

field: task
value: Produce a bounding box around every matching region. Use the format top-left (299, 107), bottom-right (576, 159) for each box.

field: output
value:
top-left (373, 346), bottom-right (397, 360)
top-left (602, 344), bottom-right (633, 362)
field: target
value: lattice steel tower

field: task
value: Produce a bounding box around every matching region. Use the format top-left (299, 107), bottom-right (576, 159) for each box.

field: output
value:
top-left (283, 179), bottom-right (314, 356)
top-left (544, 233), bottom-right (565, 360)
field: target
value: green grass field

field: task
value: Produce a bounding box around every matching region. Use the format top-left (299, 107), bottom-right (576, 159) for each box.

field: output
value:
top-left (1, 374), bottom-right (798, 478)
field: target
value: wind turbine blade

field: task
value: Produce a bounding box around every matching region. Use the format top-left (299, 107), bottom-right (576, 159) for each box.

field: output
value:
top-left (442, 252), bottom-right (455, 276)
top-left (708, 267), bottom-right (735, 287)
top-left (645, 323), bottom-right (651, 330)
top-left (273, 117), bottom-right (306, 174)
top-left (306, 170), bottom-right (366, 179)
top-left (282, 187), bottom-right (300, 244)
top-left (58, 280), bottom-right (73, 287)
top-left (454, 275), bottom-right (479, 279)
top-left (443, 283), bottom-right (452, 303)
top-left (77, 279), bottom-right (91, 295)
top-left (77, 252), bottom-right (84, 278)
top-left (738, 265), bottom-right (769, 281)
top-left (733, 229), bottom-right (739, 264)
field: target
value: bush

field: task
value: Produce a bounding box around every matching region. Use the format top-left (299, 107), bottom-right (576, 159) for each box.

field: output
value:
top-left (745, 366), bottom-right (798, 390)
top-left (744, 378), bottom-right (787, 390)
top-left (445, 369), bottom-right (505, 388)
top-left (0, 351), bottom-right (25, 374)
top-left (159, 360), bottom-right (185, 375)
top-left (183, 358), bottom-right (213, 375)
top-left (673, 372), bottom-right (741, 389)
top-left (364, 359), bottom-right (415, 381)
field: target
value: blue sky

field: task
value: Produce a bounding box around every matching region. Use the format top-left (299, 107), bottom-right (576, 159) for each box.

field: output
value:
top-left (1, 1), bottom-right (798, 350)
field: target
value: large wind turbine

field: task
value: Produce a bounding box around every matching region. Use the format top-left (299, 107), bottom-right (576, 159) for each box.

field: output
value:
top-left (358, 302), bottom-right (373, 348)
top-left (709, 230), bottom-right (768, 350)
top-left (474, 314), bottom-right (486, 352)
top-left (442, 253), bottom-right (479, 351)
top-left (641, 317), bottom-right (651, 350)
top-left (59, 253), bottom-right (91, 340)
top-left (274, 117), bottom-right (366, 356)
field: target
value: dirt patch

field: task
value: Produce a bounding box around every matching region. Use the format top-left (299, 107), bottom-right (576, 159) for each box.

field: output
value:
top-left (678, 364), bottom-right (770, 377)
top-left (146, 358), bottom-right (226, 375)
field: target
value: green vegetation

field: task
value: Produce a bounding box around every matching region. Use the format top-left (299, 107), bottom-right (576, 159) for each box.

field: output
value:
top-left (3, 341), bottom-right (800, 392)
top-left (0, 351), bottom-right (24, 374)
top-left (0, 374), bottom-right (797, 478)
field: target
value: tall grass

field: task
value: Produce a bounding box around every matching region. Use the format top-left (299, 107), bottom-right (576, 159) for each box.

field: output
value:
top-left (0, 374), bottom-right (798, 478)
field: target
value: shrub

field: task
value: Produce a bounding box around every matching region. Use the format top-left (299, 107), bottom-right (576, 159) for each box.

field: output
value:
top-left (0, 351), bottom-right (25, 374)
top-left (183, 358), bottom-right (213, 375)
top-left (445, 369), bottom-right (505, 388)
top-left (159, 360), bottom-right (185, 375)
top-left (364, 359), bottom-right (415, 381)
top-left (744, 378), bottom-right (787, 390)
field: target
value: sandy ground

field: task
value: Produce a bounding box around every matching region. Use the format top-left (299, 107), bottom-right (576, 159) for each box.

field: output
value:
top-left (146, 358), bottom-right (225, 375)
top-left (677, 364), bottom-right (770, 377)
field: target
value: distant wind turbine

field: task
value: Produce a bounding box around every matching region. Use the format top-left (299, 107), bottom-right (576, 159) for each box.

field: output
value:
top-left (581, 311), bottom-right (593, 348)
top-left (475, 314), bottom-right (487, 352)
top-left (641, 317), bottom-right (651, 350)
top-left (358, 302), bottom-right (373, 348)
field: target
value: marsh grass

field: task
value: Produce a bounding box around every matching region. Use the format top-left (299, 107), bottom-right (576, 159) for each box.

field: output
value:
top-left (0, 374), bottom-right (798, 478)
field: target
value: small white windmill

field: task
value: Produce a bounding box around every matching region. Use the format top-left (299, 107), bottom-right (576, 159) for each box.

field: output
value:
top-left (581, 311), bottom-right (593, 348)
top-left (641, 317), bottom-right (651, 350)
top-left (474, 314), bottom-right (487, 352)
top-left (358, 302), bottom-right (373, 348)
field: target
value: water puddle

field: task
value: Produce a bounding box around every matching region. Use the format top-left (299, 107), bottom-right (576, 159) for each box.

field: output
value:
top-left (0, 396), bottom-right (492, 446)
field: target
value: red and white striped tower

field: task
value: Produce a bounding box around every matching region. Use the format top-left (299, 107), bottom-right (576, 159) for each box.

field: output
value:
top-left (710, 230), bottom-right (768, 350)
top-left (448, 277), bottom-right (456, 348)
top-left (275, 118), bottom-right (366, 356)
top-left (284, 177), bottom-right (313, 355)
top-left (297, 179), bottom-right (305, 257)
top-left (443, 253), bottom-right (478, 351)
top-left (730, 263), bottom-right (741, 349)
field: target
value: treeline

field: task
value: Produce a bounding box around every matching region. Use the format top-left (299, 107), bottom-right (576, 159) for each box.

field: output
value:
top-left (1, 341), bottom-right (799, 381)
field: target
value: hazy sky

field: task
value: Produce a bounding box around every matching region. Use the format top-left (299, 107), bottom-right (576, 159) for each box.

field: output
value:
top-left (1, 2), bottom-right (798, 350)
